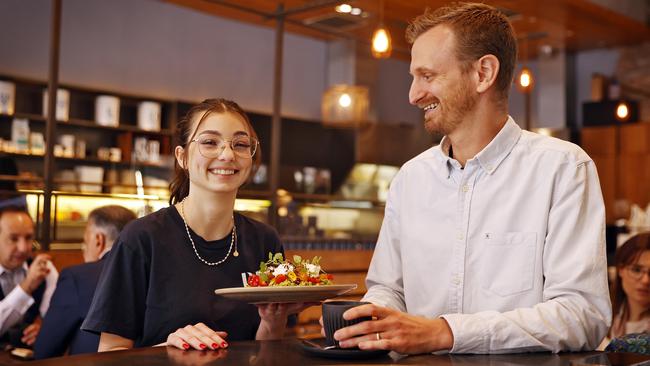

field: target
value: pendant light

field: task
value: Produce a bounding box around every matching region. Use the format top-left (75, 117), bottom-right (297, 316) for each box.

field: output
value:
top-left (371, 0), bottom-right (392, 58)
top-left (516, 37), bottom-right (534, 93)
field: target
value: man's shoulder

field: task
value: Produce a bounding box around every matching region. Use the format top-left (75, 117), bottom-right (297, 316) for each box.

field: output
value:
top-left (520, 131), bottom-right (592, 165)
top-left (401, 146), bottom-right (440, 170)
top-left (60, 260), bottom-right (103, 278)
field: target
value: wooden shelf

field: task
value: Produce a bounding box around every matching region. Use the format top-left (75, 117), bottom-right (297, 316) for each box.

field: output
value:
top-left (2, 112), bottom-right (173, 137)
top-left (0, 151), bottom-right (171, 169)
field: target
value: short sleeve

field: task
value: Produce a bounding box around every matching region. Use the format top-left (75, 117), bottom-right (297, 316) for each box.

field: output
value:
top-left (81, 235), bottom-right (149, 341)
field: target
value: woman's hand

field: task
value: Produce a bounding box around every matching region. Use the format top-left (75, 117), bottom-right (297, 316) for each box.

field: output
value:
top-left (255, 302), bottom-right (317, 340)
top-left (166, 323), bottom-right (228, 351)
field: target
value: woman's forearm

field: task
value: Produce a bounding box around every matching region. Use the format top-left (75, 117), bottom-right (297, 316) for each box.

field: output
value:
top-left (98, 332), bottom-right (135, 352)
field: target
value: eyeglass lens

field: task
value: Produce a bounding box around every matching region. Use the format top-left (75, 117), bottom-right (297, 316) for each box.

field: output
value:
top-left (196, 135), bottom-right (257, 158)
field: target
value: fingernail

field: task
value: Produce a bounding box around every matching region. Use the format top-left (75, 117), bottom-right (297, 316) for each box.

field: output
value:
top-left (182, 343), bottom-right (190, 350)
top-left (212, 343), bottom-right (219, 349)
top-left (199, 343), bottom-right (207, 349)
top-left (221, 341), bottom-right (228, 348)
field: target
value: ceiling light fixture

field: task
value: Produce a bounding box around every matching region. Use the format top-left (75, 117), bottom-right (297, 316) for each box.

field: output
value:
top-left (336, 4), bottom-right (352, 13)
top-left (371, 0), bottom-right (392, 58)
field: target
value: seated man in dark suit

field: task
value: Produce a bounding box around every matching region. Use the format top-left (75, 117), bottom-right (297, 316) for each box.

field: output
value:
top-left (33, 205), bottom-right (136, 358)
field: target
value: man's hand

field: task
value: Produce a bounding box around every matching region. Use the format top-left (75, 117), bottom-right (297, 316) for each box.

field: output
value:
top-left (332, 304), bottom-right (454, 354)
top-left (21, 318), bottom-right (42, 346)
top-left (19, 254), bottom-right (51, 295)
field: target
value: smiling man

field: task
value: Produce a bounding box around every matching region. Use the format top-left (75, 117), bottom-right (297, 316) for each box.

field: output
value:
top-left (0, 206), bottom-right (57, 348)
top-left (330, 2), bottom-right (611, 354)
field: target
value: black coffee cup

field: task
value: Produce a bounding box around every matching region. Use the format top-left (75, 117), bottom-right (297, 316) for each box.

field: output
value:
top-left (322, 300), bottom-right (371, 347)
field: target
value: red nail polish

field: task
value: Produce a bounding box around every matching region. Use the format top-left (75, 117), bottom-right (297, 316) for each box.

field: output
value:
top-left (182, 343), bottom-right (190, 350)
top-left (221, 341), bottom-right (228, 348)
top-left (199, 343), bottom-right (207, 349)
top-left (212, 343), bottom-right (219, 349)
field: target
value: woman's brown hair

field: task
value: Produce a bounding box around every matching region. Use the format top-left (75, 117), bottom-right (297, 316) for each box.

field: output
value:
top-left (168, 98), bottom-right (261, 205)
top-left (611, 232), bottom-right (650, 336)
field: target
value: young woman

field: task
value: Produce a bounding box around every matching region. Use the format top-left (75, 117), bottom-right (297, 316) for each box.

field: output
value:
top-left (601, 232), bottom-right (650, 349)
top-left (83, 99), bottom-right (303, 351)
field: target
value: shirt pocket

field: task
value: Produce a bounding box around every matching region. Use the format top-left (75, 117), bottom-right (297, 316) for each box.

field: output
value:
top-left (480, 231), bottom-right (537, 296)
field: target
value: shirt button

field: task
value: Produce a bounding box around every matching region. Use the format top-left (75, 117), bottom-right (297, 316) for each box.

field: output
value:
top-left (452, 277), bottom-right (461, 285)
top-left (457, 233), bottom-right (464, 241)
top-left (462, 185), bottom-right (469, 192)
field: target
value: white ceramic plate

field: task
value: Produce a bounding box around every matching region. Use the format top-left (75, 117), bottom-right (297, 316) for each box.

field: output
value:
top-left (214, 284), bottom-right (357, 304)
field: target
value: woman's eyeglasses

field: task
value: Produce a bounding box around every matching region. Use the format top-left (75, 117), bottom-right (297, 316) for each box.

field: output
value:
top-left (189, 135), bottom-right (258, 159)
top-left (626, 264), bottom-right (650, 280)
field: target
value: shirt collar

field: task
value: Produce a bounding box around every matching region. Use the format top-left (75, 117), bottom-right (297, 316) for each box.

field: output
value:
top-left (434, 116), bottom-right (521, 175)
top-left (0, 262), bottom-right (28, 276)
top-left (474, 116), bottom-right (521, 175)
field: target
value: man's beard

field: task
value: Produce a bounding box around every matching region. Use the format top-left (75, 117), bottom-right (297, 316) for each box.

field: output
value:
top-left (424, 78), bottom-right (478, 136)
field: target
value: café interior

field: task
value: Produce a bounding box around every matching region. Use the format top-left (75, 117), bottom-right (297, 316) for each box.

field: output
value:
top-left (0, 0), bottom-right (649, 363)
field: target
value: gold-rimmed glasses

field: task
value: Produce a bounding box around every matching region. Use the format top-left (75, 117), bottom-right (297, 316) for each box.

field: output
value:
top-left (626, 264), bottom-right (650, 280)
top-left (189, 135), bottom-right (258, 159)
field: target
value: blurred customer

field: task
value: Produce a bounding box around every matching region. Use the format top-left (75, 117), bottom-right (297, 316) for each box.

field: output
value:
top-left (599, 232), bottom-right (650, 350)
top-left (0, 206), bottom-right (57, 347)
top-left (33, 205), bottom-right (136, 358)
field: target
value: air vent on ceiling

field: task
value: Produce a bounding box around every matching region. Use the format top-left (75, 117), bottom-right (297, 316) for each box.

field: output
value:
top-left (304, 13), bottom-right (367, 31)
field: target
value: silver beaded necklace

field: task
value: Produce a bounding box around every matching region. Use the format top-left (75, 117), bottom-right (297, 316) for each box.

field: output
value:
top-left (179, 197), bottom-right (239, 266)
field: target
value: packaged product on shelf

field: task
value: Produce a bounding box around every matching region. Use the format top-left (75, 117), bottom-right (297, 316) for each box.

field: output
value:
top-left (137, 101), bottom-right (161, 131)
top-left (59, 134), bottom-right (75, 158)
top-left (11, 118), bottom-right (30, 153)
top-left (75, 139), bottom-right (86, 158)
top-left (29, 132), bottom-right (45, 155)
top-left (109, 147), bottom-right (121, 162)
top-left (133, 137), bottom-right (148, 162)
top-left (147, 140), bottom-right (160, 162)
top-left (75, 166), bottom-right (104, 193)
top-left (42, 88), bottom-right (70, 121)
top-left (95, 95), bottom-right (120, 127)
top-left (0, 80), bottom-right (15, 114)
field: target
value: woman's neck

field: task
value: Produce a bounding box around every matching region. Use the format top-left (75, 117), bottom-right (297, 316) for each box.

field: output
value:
top-left (180, 191), bottom-right (237, 241)
top-left (627, 300), bottom-right (649, 322)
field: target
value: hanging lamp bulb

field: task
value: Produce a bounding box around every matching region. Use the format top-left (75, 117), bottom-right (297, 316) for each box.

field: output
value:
top-left (371, 0), bottom-right (392, 58)
top-left (517, 66), bottom-right (534, 93)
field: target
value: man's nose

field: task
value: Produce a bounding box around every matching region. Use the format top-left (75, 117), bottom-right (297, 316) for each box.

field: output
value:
top-left (17, 239), bottom-right (31, 253)
top-left (409, 81), bottom-right (424, 106)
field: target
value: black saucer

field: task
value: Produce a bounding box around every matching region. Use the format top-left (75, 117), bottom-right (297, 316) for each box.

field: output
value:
top-left (299, 338), bottom-right (390, 360)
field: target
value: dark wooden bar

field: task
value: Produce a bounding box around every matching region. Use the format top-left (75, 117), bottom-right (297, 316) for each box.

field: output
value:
top-left (2, 340), bottom-right (648, 365)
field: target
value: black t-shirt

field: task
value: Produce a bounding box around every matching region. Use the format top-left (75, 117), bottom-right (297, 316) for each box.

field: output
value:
top-left (81, 206), bottom-right (282, 347)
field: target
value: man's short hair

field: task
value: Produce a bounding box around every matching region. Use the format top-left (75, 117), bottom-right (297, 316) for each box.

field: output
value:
top-left (87, 205), bottom-right (136, 243)
top-left (0, 205), bottom-right (31, 224)
top-left (405, 2), bottom-right (517, 101)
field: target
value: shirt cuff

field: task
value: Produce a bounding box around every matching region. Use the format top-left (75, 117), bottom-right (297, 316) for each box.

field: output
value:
top-left (441, 313), bottom-right (488, 353)
top-left (5, 285), bottom-right (35, 315)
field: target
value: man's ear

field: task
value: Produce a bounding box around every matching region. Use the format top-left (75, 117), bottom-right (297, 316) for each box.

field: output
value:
top-left (175, 146), bottom-right (186, 169)
top-left (475, 54), bottom-right (500, 94)
top-left (95, 232), bottom-right (106, 254)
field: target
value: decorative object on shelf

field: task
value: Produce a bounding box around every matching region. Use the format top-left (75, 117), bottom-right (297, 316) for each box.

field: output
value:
top-left (95, 95), bottom-right (120, 127)
top-left (321, 84), bottom-right (369, 128)
top-left (109, 147), bottom-right (121, 162)
top-left (371, 0), bottom-right (391, 58)
top-left (11, 118), bottom-right (30, 153)
top-left (59, 134), bottom-right (75, 158)
top-left (137, 101), bottom-right (161, 131)
top-left (42, 88), bottom-right (70, 121)
top-left (75, 139), bottom-right (86, 158)
top-left (0, 80), bottom-right (15, 114)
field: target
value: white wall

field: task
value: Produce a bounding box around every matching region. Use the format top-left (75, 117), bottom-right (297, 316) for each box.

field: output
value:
top-left (0, 0), bottom-right (328, 120)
